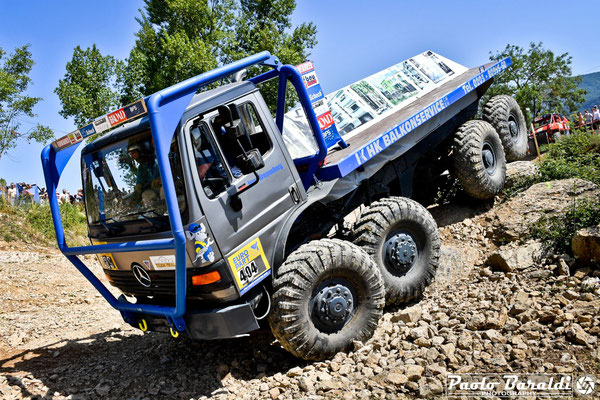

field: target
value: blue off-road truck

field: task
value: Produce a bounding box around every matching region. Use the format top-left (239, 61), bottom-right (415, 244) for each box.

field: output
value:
top-left (42, 50), bottom-right (525, 360)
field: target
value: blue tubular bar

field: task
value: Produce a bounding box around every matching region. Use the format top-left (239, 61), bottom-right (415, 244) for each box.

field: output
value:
top-left (278, 65), bottom-right (328, 188)
top-left (40, 51), bottom-right (291, 332)
top-left (62, 238), bottom-right (176, 256)
top-left (250, 64), bottom-right (328, 189)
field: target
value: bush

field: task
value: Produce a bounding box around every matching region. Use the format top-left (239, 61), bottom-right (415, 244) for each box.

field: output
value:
top-left (531, 196), bottom-right (600, 254)
top-left (502, 132), bottom-right (600, 199)
top-left (538, 133), bottom-right (600, 184)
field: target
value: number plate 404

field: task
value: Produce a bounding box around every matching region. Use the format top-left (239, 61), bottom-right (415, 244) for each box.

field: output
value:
top-left (227, 237), bottom-right (271, 294)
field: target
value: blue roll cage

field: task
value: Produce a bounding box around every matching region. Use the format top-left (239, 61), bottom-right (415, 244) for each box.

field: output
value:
top-left (40, 51), bottom-right (326, 333)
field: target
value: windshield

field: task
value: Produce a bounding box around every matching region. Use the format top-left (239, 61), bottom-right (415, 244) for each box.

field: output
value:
top-left (82, 130), bottom-right (187, 236)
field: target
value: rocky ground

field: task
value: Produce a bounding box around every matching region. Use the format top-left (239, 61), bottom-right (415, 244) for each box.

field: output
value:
top-left (1, 174), bottom-right (600, 399)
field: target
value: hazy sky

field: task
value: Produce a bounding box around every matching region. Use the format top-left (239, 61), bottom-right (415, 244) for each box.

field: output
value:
top-left (1, 0), bottom-right (599, 191)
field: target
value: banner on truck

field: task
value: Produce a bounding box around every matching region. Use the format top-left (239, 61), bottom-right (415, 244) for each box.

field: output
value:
top-left (282, 51), bottom-right (467, 158)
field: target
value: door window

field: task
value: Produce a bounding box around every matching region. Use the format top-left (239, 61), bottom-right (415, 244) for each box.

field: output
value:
top-left (190, 123), bottom-right (230, 199)
top-left (190, 101), bottom-right (272, 198)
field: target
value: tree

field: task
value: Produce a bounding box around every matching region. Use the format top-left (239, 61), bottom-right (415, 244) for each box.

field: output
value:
top-left (487, 42), bottom-right (587, 122)
top-left (121, 0), bottom-right (237, 102)
top-left (58, 0), bottom-right (317, 117)
top-left (121, 0), bottom-right (317, 111)
top-left (230, 0), bottom-right (317, 113)
top-left (0, 45), bottom-right (53, 159)
top-left (55, 44), bottom-right (124, 127)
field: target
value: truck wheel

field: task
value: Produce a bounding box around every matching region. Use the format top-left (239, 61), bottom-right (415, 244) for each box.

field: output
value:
top-left (268, 239), bottom-right (384, 361)
top-left (453, 120), bottom-right (506, 200)
top-left (483, 95), bottom-right (527, 161)
top-left (353, 197), bottom-right (440, 305)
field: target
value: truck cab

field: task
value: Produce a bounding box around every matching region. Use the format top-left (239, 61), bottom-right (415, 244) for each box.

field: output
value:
top-left (80, 80), bottom-right (308, 334)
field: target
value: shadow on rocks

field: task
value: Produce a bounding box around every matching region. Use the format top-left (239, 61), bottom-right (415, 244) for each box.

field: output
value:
top-left (428, 199), bottom-right (493, 228)
top-left (1, 327), bottom-right (306, 399)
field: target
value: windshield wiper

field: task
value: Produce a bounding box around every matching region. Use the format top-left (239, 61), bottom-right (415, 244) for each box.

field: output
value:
top-left (122, 210), bottom-right (167, 228)
top-left (94, 218), bottom-right (125, 235)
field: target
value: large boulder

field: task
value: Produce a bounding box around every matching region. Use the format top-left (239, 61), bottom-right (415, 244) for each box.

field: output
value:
top-left (487, 240), bottom-right (545, 272)
top-left (504, 161), bottom-right (539, 189)
top-left (485, 179), bottom-right (599, 243)
top-left (572, 225), bottom-right (600, 263)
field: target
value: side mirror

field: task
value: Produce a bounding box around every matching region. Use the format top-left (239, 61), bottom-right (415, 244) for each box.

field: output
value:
top-left (236, 149), bottom-right (264, 175)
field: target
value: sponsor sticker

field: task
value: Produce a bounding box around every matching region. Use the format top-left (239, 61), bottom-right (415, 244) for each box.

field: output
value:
top-left (54, 136), bottom-right (71, 150)
top-left (227, 237), bottom-right (270, 294)
top-left (149, 255), bottom-right (176, 269)
top-left (107, 108), bottom-right (127, 126)
top-left (302, 71), bottom-right (319, 89)
top-left (123, 98), bottom-right (147, 119)
top-left (93, 116), bottom-right (110, 133)
top-left (317, 111), bottom-right (335, 130)
top-left (294, 60), bottom-right (343, 149)
top-left (296, 60), bottom-right (314, 74)
top-left (79, 123), bottom-right (96, 138)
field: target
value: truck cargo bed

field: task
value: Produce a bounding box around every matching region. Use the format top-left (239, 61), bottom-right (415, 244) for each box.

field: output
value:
top-left (316, 59), bottom-right (510, 181)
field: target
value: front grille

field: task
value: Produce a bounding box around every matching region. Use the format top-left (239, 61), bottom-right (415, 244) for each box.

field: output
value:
top-left (104, 261), bottom-right (234, 298)
top-left (107, 270), bottom-right (179, 297)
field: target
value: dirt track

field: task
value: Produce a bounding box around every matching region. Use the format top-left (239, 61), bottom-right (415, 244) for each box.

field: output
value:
top-left (1, 195), bottom-right (600, 399)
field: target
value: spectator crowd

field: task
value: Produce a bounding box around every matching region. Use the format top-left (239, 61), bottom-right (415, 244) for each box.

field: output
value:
top-left (576, 105), bottom-right (600, 132)
top-left (0, 181), bottom-right (84, 206)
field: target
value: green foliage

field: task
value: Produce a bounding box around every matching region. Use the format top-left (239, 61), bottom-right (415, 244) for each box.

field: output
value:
top-left (121, 0), bottom-right (233, 102)
top-left (0, 196), bottom-right (87, 247)
top-left (531, 196), bottom-right (600, 254)
top-left (501, 132), bottom-right (600, 199)
top-left (487, 42), bottom-right (587, 123)
top-left (538, 133), bottom-right (600, 184)
top-left (58, 0), bottom-right (317, 116)
top-left (230, 0), bottom-right (317, 113)
top-left (0, 45), bottom-right (53, 159)
top-left (55, 44), bottom-right (124, 127)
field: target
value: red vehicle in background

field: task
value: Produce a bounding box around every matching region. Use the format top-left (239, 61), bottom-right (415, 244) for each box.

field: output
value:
top-left (528, 114), bottom-right (570, 153)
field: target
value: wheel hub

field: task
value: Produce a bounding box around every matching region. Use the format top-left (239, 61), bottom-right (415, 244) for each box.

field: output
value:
top-left (313, 284), bottom-right (354, 329)
top-left (385, 232), bottom-right (418, 274)
top-left (482, 141), bottom-right (497, 175)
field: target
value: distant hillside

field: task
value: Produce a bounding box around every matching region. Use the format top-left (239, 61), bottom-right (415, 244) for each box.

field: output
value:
top-left (579, 71), bottom-right (600, 111)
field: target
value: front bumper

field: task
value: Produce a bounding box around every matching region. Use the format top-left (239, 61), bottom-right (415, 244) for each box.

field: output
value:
top-left (125, 302), bottom-right (260, 340)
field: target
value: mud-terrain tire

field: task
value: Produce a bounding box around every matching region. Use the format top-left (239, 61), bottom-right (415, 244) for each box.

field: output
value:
top-left (453, 120), bottom-right (506, 200)
top-left (483, 95), bottom-right (528, 161)
top-left (353, 197), bottom-right (440, 305)
top-left (268, 239), bottom-right (385, 361)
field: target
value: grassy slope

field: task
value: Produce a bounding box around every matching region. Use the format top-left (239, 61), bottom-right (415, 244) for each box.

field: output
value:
top-left (0, 199), bottom-right (88, 249)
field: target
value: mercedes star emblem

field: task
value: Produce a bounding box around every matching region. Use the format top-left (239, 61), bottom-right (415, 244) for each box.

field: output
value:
top-left (131, 264), bottom-right (152, 287)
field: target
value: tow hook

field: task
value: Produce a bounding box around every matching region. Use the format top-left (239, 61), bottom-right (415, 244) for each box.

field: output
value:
top-left (170, 327), bottom-right (180, 338)
top-left (138, 319), bottom-right (148, 332)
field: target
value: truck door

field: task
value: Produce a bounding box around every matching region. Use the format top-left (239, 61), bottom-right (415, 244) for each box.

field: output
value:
top-left (184, 92), bottom-right (302, 296)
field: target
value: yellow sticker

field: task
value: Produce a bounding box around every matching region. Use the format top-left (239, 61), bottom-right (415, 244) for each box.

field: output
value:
top-left (98, 254), bottom-right (118, 270)
top-left (227, 238), bottom-right (270, 292)
top-left (93, 241), bottom-right (118, 270)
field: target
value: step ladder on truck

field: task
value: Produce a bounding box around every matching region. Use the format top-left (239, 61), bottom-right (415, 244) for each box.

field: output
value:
top-left (41, 50), bottom-right (527, 360)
